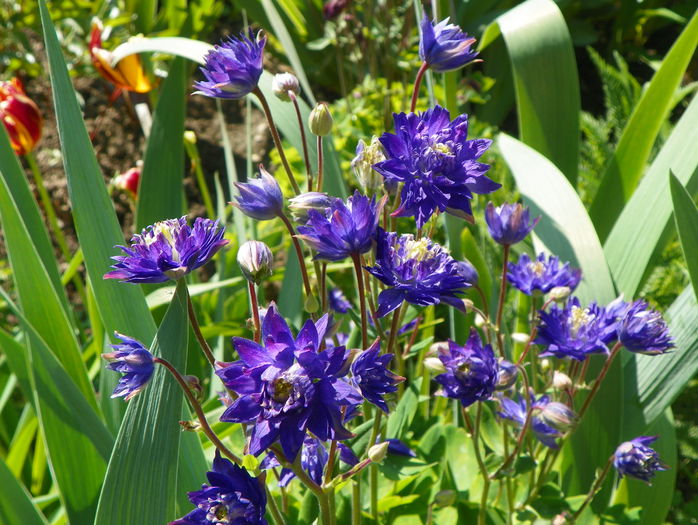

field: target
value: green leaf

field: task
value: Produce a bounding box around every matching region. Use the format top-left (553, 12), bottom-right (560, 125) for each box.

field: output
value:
top-left (604, 94), bottom-right (698, 298)
top-left (110, 37), bottom-right (213, 66)
top-left (497, 133), bottom-right (615, 304)
top-left (484, 0), bottom-right (580, 183)
top-left (136, 57), bottom-right (187, 230)
top-left (38, 0), bottom-right (156, 345)
top-left (0, 167), bottom-right (95, 406)
top-left (0, 126), bottom-right (66, 307)
top-left (631, 286), bottom-right (698, 428)
top-left (95, 280), bottom-right (191, 525)
top-left (0, 455), bottom-right (49, 525)
top-left (0, 290), bottom-right (113, 525)
top-left (387, 378), bottom-right (422, 439)
top-left (589, 10), bottom-right (698, 240)
top-left (669, 173), bottom-right (698, 299)
top-left (146, 276), bottom-right (245, 309)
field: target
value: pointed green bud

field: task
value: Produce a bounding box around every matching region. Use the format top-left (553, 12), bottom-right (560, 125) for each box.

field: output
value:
top-left (368, 441), bottom-right (390, 464)
top-left (309, 102), bottom-right (333, 136)
top-left (304, 293), bottom-right (319, 313)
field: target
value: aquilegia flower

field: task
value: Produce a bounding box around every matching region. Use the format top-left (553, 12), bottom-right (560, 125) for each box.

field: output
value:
top-left (374, 105), bottom-right (498, 227)
top-left (194, 29), bottom-right (266, 99)
top-left (171, 451), bottom-right (267, 525)
top-left (419, 15), bottom-right (478, 73)
top-left (351, 341), bottom-right (404, 413)
top-left (613, 436), bottom-right (667, 484)
top-left (617, 300), bottom-right (673, 355)
top-left (232, 167), bottom-right (284, 220)
top-left (534, 297), bottom-right (618, 361)
top-left (217, 304), bottom-right (360, 460)
top-left (102, 332), bottom-right (154, 401)
top-left (485, 202), bottom-right (539, 246)
top-left (507, 252), bottom-right (581, 296)
top-left (104, 217), bottom-right (228, 283)
top-left (498, 393), bottom-right (562, 449)
top-left (433, 329), bottom-right (498, 408)
top-left (296, 191), bottom-right (385, 261)
top-left (366, 229), bottom-right (473, 317)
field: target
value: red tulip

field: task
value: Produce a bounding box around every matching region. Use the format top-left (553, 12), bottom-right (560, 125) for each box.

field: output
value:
top-left (112, 166), bottom-right (141, 198)
top-left (0, 78), bottom-right (42, 155)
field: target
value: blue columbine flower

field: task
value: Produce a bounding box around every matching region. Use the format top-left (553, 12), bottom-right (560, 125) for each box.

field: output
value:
top-left (373, 105), bottom-right (498, 228)
top-left (170, 451), bottom-right (267, 525)
top-left (232, 167), bottom-right (284, 220)
top-left (485, 202), bottom-right (539, 246)
top-left (366, 229), bottom-right (473, 317)
top-left (296, 191), bottom-right (385, 261)
top-left (498, 393), bottom-right (562, 449)
top-left (104, 217), bottom-right (228, 283)
top-left (613, 436), bottom-right (667, 484)
top-left (328, 287), bottom-right (352, 313)
top-left (534, 297), bottom-right (619, 361)
top-left (419, 15), bottom-right (479, 73)
top-left (507, 252), bottom-right (581, 296)
top-left (216, 304), bottom-right (361, 460)
top-left (434, 329), bottom-right (498, 408)
top-left (102, 332), bottom-right (155, 401)
top-left (617, 300), bottom-right (673, 355)
top-left (351, 340), bottom-right (404, 413)
top-left (194, 30), bottom-right (266, 99)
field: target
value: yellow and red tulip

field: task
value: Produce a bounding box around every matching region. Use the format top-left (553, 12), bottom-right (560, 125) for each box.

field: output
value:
top-left (89, 20), bottom-right (151, 94)
top-left (0, 77), bottom-right (42, 156)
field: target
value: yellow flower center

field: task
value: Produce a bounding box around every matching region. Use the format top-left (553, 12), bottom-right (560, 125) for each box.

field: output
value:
top-left (569, 306), bottom-right (594, 337)
top-left (528, 261), bottom-right (545, 277)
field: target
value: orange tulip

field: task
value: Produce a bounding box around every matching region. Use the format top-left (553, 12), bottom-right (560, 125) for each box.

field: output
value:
top-left (90, 20), bottom-right (151, 93)
top-left (0, 78), bottom-right (42, 156)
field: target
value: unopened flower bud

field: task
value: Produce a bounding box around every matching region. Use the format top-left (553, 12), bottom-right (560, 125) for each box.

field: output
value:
top-left (549, 286), bottom-right (571, 302)
top-left (183, 130), bottom-right (197, 145)
top-left (368, 441), bottom-right (390, 464)
top-left (511, 332), bottom-right (529, 344)
top-left (272, 72), bottom-right (300, 101)
top-left (552, 512), bottom-right (572, 525)
top-left (179, 420), bottom-right (201, 431)
top-left (462, 298), bottom-right (475, 312)
top-left (309, 102), bottom-right (333, 136)
top-left (540, 359), bottom-right (551, 372)
top-left (474, 313), bottom-right (485, 328)
top-left (423, 357), bottom-right (446, 374)
top-left (112, 166), bottom-right (141, 198)
top-left (237, 240), bottom-right (274, 284)
top-left (553, 371), bottom-right (572, 390)
top-left (304, 294), bottom-right (319, 313)
top-left (433, 490), bottom-right (456, 508)
top-left (288, 192), bottom-right (334, 223)
top-left (351, 137), bottom-right (385, 194)
top-left (496, 360), bottom-right (518, 391)
top-left (458, 259), bottom-right (479, 285)
top-left (539, 402), bottom-right (577, 432)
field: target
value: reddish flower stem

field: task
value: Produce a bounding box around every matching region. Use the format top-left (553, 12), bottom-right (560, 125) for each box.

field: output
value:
top-left (410, 62), bottom-right (429, 113)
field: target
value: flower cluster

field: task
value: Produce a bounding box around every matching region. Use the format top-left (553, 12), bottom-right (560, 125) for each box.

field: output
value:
top-left (507, 252), bottom-right (581, 296)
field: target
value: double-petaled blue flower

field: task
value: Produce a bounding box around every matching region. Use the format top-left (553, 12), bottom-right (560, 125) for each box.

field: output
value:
top-left (613, 436), bottom-right (667, 484)
top-left (366, 229), bottom-right (473, 317)
top-left (419, 15), bottom-right (479, 73)
top-left (507, 252), bottom-right (581, 296)
top-left (194, 30), bottom-right (266, 99)
top-left (232, 167), bottom-right (284, 220)
top-left (498, 393), bottom-right (562, 449)
top-left (296, 191), bottom-right (385, 261)
top-left (434, 329), bottom-right (498, 408)
top-left (102, 332), bottom-right (155, 401)
top-left (373, 105), bottom-right (498, 228)
top-left (485, 202), bottom-right (539, 246)
top-left (216, 305), bottom-right (361, 460)
top-left (351, 341), bottom-right (404, 413)
top-left (104, 217), bottom-right (228, 283)
top-left (534, 297), bottom-right (619, 361)
top-left (170, 451), bottom-right (267, 525)
top-left (617, 300), bottom-right (673, 355)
